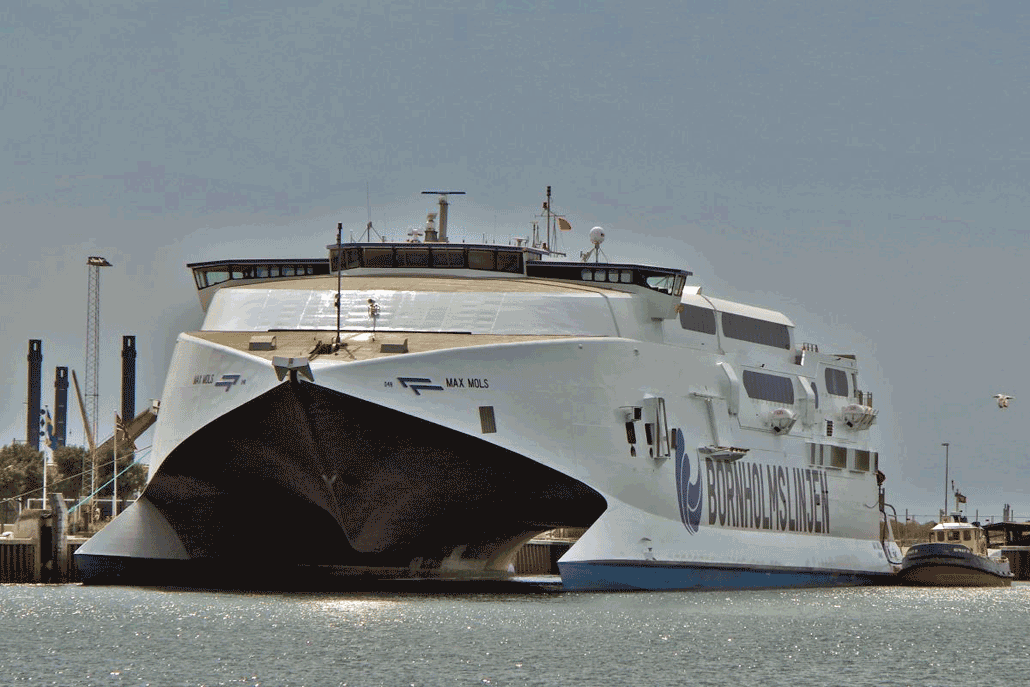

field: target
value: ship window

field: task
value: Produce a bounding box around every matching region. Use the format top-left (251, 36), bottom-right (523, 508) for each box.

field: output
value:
top-left (594, 269), bottom-right (606, 281)
top-left (281, 265), bottom-right (295, 276)
top-left (830, 446), bottom-right (847, 469)
top-left (646, 274), bottom-right (676, 294)
top-left (396, 248), bottom-right (430, 267)
top-left (825, 368), bottom-right (849, 397)
top-left (346, 247), bottom-right (362, 268)
top-left (936, 532), bottom-right (944, 542)
top-left (256, 266), bottom-right (269, 278)
top-left (433, 248), bottom-right (465, 267)
top-left (963, 530), bottom-right (971, 541)
top-left (468, 250), bottom-right (495, 271)
top-left (855, 450), bottom-right (870, 472)
top-left (721, 312), bottom-right (791, 349)
top-left (742, 370), bottom-right (795, 404)
top-left (496, 251), bottom-right (522, 273)
top-left (620, 270), bottom-right (632, 283)
top-left (581, 269), bottom-right (593, 281)
top-left (809, 444), bottom-right (824, 466)
top-left (363, 248), bottom-right (393, 267)
top-left (479, 406), bottom-right (497, 434)
top-left (679, 304), bottom-right (716, 335)
top-left (608, 269), bottom-right (619, 282)
top-left (204, 269), bottom-right (229, 287)
top-left (948, 530), bottom-right (960, 541)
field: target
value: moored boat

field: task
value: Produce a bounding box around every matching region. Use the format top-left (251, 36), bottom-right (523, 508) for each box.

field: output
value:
top-left (899, 511), bottom-right (1013, 587)
top-left (75, 188), bottom-right (903, 591)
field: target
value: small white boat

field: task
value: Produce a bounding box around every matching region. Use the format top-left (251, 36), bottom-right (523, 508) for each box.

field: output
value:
top-left (899, 519), bottom-right (1013, 587)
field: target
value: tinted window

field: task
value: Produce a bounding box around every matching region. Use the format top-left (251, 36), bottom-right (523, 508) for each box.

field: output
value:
top-left (363, 248), bottom-right (393, 267)
top-left (742, 370), bottom-right (795, 404)
top-left (825, 368), bottom-right (849, 396)
top-left (679, 304), bottom-right (716, 334)
top-left (468, 250), bottom-right (495, 270)
top-left (496, 251), bottom-right (522, 273)
top-left (830, 446), bottom-right (847, 468)
top-left (396, 248), bottom-right (430, 267)
top-left (434, 249), bottom-right (465, 267)
top-left (204, 269), bottom-right (229, 286)
top-left (855, 450), bottom-right (870, 471)
top-left (722, 312), bottom-right (791, 349)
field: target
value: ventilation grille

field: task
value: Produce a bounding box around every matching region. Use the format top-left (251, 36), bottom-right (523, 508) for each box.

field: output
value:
top-left (479, 406), bottom-right (497, 434)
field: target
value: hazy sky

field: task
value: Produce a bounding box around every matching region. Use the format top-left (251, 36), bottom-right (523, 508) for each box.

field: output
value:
top-left (2, 1), bottom-right (1027, 520)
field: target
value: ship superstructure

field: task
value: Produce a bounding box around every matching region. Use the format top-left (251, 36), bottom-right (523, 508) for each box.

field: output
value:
top-left (76, 192), bottom-right (901, 590)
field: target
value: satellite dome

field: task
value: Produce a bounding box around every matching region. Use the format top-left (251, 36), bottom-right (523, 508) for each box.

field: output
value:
top-left (589, 226), bottom-right (605, 245)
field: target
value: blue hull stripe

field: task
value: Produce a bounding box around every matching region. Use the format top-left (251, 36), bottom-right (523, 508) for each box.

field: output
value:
top-left (559, 560), bottom-right (892, 591)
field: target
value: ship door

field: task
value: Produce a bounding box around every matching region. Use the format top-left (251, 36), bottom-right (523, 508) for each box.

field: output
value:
top-left (642, 396), bottom-right (671, 461)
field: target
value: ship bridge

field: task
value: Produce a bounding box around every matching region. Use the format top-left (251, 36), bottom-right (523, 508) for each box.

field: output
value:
top-left (188, 242), bottom-right (692, 311)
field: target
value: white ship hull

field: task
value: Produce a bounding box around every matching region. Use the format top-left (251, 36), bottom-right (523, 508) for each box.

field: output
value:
top-left (76, 211), bottom-right (900, 591)
top-left (78, 331), bottom-right (896, 589)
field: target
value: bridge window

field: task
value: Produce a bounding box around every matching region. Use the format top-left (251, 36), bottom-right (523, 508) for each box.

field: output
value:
top-left (496, 251), bottom-right (522, 273)
top-left (204, 270), bottom-right (230, 287)
top-left (722, 312), bottom-right (791, 349)
top-left (679, 304), bottom-right (716, 335)
top-left (742, 370), bottom-right (795, 404)
top-left (468, 249), bottom-right (496, 271)
top-left (434, 248), bottom-right (465, 267)
top-left (830, 446), bottom-right (847, 469)
top-left (825, 368), bottom-right (849, 397)
top-left (364, 248), bottom-right (393, 267)
top-left (855, 450), bottom-right (870, 471)
top-left (396, 248), bottom-right (430, 267)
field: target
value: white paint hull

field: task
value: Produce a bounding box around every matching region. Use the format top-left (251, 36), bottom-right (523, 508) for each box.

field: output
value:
top-left (78, 330), bottom-right (896, 589)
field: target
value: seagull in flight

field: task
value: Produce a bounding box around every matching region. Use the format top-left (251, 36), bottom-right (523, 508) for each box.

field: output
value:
top-left (994, 394), bottom-right (1015, 408)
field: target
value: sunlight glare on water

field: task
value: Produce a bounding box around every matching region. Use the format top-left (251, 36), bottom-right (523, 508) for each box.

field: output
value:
top-left (2, 583), bottom-right (1029, 686)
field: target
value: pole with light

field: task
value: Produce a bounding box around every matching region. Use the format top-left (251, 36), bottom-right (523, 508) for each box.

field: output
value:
top-left (335, 222), bottom-right (342, 347)
top-left (941, 442), bottom-right (949, 518)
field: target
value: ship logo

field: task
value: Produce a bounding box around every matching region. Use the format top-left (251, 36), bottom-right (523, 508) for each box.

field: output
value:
top-left (674, 428), bottom-right (703, 534)
top-left (214, 374), bottom-right (241, 391)
top-left (397, 377), bottom-right (444, 396)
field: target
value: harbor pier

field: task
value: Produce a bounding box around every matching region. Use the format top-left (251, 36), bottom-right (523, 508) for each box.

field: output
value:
top-left (0, 493), bottom-right (86, 583)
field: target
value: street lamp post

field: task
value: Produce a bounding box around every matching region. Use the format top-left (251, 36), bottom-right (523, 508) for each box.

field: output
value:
top-left (942, 442), bottom-right (950, 518)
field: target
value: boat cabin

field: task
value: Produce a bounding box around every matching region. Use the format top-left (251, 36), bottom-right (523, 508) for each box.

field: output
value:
top-left (928, 522), bottom-right (990, 557)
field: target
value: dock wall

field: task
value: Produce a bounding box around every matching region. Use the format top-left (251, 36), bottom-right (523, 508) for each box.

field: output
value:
top-left (0, 493), bottom-right (85, 583)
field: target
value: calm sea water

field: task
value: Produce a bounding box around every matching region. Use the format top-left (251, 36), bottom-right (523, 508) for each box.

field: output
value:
top-left (1, 581), bottom-right (1028, 687)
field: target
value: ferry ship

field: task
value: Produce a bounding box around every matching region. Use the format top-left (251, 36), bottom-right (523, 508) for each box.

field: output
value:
top-left (76, 190), bottom-right (903, 590)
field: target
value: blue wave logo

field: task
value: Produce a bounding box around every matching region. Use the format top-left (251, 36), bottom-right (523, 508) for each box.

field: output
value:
top-left (674, 428), bottom-right (703, 534)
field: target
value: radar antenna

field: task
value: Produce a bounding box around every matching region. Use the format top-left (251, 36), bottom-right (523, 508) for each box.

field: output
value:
top-left (580, 226), bottom-right (608, 263)
top-left (421, 190), bottom-right (465, 243)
